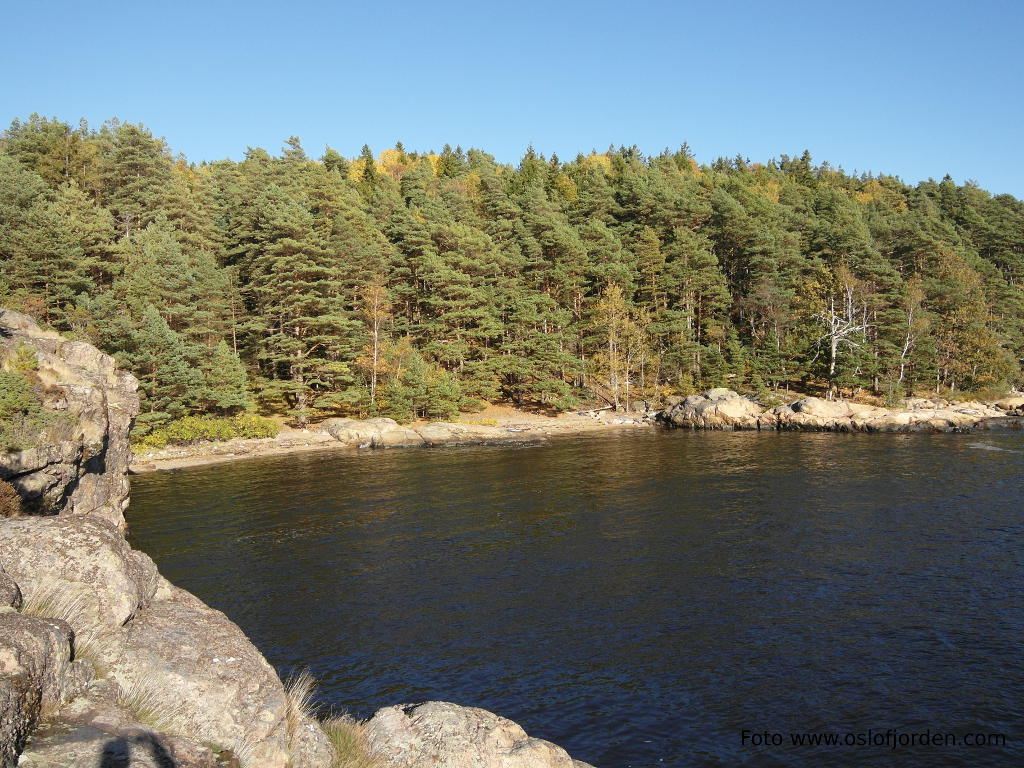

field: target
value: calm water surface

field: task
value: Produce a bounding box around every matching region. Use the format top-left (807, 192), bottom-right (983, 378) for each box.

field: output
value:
top-left (128, 431), bottom-right (1024, 767)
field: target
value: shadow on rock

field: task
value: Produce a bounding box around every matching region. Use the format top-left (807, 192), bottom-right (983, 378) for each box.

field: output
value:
top-left (99, 732), bottom-right (177, 768)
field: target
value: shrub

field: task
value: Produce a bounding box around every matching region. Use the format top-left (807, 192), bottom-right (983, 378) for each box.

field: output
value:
top-left (0, 479), bottom-right (22, 517)
top-left (5, 341), bottom-right (39, 373)
top-left (0, 371), bottom-right (40, 421)
top-left (133, 414), bottom-right (280, 450)
top-left (0, 371), bottom-right (76, 452)
top-left (233, 413), bottom-right (281, 439)
top-left (460, 417), bottom-right (499, 427)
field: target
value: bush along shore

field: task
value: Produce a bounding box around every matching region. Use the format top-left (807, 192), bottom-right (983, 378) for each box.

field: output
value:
top-left (0, 312), bottom-right (599, 767)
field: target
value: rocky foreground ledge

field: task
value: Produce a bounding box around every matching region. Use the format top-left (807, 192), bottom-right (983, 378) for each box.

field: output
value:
top-left (659, 387), bottom-right (1024, 432)
top-left (0, 311), bottom-right (595, 768)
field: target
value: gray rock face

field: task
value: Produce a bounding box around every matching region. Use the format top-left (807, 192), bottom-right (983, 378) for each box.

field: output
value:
top-left (659, 389), bottom-right (1019, 433)
top-left (663, 389), bottom-right (764, 429)
top-left (0, 516), bottom-right (159, 636)
top-left (0, 312), bottom-right (340, 768)
top-left (365, 701), bottom-right (595, 768)
top-left (322, 417), bottom-right (544, 449)
top-left (0, 610), bottom-right (89, 767)
top-left (16, 678), bottom-right (221, 768)
top-left (0, 310), bottom-right (139, 529)
top-left (766, 397), bottom-right (1006, 432)
top-left (0, 564), bottom-right (20, 609)
top-left (0, 515), bottom-right (333, 768)
top-left (97, 585), bottom-right (297, 767)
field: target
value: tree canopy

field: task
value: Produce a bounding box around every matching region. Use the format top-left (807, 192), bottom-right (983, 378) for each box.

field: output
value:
top-left (3, 114), bottom-right (1023, 425)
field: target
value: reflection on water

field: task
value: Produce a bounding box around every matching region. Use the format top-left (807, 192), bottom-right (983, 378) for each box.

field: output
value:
top-left (129, 431), bottom-right (1024, 767)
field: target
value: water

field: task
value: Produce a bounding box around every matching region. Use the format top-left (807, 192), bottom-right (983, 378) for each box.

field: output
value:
top-left (128, 430), bottom-right (1024, 767)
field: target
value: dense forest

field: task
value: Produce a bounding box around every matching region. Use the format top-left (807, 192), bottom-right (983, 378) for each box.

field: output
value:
top-left (2, 115), bottom-right (1023, 434)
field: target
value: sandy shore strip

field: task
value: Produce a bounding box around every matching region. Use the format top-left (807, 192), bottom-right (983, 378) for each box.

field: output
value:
top-left (130, 406), bottom-right (653, 473)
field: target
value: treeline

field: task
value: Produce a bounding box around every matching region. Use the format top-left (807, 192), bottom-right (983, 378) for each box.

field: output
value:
top-left (2, 114), bottom-right (1023, 429)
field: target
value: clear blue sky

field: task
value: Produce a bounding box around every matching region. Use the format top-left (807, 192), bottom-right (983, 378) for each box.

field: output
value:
top-left (2, 0), bottom-right (1021, 196)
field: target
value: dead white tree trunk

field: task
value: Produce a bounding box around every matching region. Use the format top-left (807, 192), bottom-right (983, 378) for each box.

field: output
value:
top-left (813, 290), bottom-right (867, 400)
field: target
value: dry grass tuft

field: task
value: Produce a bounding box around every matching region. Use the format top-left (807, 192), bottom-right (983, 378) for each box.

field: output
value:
top-left (322, 715), bottom-right (381, 768)
top-left (18, 582), bottom-right (105, 666)
top-left (116, 677), bottom-right (195, 735)
top-left (284, 669), bottom-right (319, 739)
top-left (227, 733), bottom-right (258, 767)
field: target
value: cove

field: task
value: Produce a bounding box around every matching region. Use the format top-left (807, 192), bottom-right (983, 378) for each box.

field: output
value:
top-left (128, 430), bottom-right (1024, 767)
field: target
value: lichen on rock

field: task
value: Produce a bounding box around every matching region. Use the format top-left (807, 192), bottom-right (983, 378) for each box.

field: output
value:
top-left (0, 309), bottom-right (138, 528)
top-left (365, 702), bottom-right (596, 768)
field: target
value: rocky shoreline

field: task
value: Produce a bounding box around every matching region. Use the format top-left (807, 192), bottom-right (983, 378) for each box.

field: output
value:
top-left (131, 412), bottom-right (653, 473)
top-left (129, 386), bottom-right (1024, 476)
top-left (1, 311), bottom-right (596, 768)
top-left (658, 387), bottom-right (1024, 433)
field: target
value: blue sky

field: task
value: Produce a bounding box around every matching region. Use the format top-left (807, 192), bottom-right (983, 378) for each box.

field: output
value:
top-left (2, 0), bottom-right (1021, 195)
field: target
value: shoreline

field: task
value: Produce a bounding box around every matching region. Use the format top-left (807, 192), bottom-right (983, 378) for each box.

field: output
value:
top-left (130, 409), bottom-right (654, 473)
top-left (128, 390), bottom-right (1024, 474)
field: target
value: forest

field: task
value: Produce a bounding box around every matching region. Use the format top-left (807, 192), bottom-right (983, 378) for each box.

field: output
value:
top-left (2, 114), bottom-right (1023, 437)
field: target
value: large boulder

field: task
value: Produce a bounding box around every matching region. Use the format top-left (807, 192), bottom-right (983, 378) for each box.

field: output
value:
top-left (0, 516), bottom-right (159, 636)
top-left (320, 417), bottom-right (382, 444)
top-left (0, 310), bottom-right (139, 529)
top-left (365, 701), bottom-right (596, 768)
top-left (663, 389), bottom-right (764, 429)
top-left (0, 610), bottom-right (91, 767)
top-left (320, 417), bottom-right (425, 448)
top-left (371, 426), bottom-right (426, 449)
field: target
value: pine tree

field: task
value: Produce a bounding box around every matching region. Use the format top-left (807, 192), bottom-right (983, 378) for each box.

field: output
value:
top-left (245, 186), bottom-right (358, 424)
top-left (97, 122), bottom-right (173, 236)
top-left (203, 340), bottom-right (251, 414)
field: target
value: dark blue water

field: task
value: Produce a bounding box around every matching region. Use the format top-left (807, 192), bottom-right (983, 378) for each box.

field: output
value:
top-left (128, 430), bottom-right (1024, 767)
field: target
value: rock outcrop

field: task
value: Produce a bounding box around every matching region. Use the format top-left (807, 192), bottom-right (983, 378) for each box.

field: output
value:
top-left (0, 314), bottom-right (333, 768)
top-left (0, 516), bottom-right (160, 635)
top-left (662, 389), bottom-right (763, 429)
top-left (1, 309), bottom-right (138, 528)
top-left (0, 513), bottom-right (336, 768)
top-left (365, 702), bottom-right (596, 768)
top-left (320, 417), bottom-right (545, 448)
top-left (658, 388), bottom-right (1024, 433)
top-left (0, 610), bottom-right (91, 766)
top-left (765, 396), bottom-right (1008, 432)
